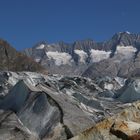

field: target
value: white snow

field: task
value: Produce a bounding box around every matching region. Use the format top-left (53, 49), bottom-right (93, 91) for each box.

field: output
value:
top-left (134, 79), bottom-right (140, 92)
top-left (119, 31), bottom-right (131, 34)
top-left (115, 77), bottom-right (126, 87)
top-left (115, 46), bottom-right (137, 59)
top-left (46, 51), bottom-right (73, 66)
top-left (36, 44), bottom-right (45, 49)
top-left (126, 31), bottom-right (131, 34)
top-left (8, 72), bottom-right (19, 86)
top-left (90, 49), bottom-right (111, 62)
top-left (65, 90), bottom-right (73, 96)
top-left (35, 58), bottom-right (41, 62)
top-left (74, 50), bottom-right (88, 63)
top-left (47, 45), bottom-right (52, 48)
top-left (104, 83), bottom-right (114, 90)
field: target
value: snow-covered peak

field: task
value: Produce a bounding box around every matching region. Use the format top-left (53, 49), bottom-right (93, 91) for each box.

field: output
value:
top-left (125, 31), bottom-right (131, 34)
top-left (36, 44), bottom-right (45, 49)
top-left (119, 31), bottom-right (131, 35)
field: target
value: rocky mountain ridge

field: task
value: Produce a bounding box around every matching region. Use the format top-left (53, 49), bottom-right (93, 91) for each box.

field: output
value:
top-left (0, 39), bottom-right (46, 73)
top-left (23, 32), bottom-right (140, 77)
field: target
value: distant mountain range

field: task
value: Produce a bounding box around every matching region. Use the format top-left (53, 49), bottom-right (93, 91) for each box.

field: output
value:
top-left (0, 32), bottom-right (140, 78)
top-left (23, 32), bottom-right (140, 78)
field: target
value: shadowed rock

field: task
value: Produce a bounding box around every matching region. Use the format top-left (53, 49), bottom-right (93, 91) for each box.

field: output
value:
top-left (0, 80), bottom-right (30, 112)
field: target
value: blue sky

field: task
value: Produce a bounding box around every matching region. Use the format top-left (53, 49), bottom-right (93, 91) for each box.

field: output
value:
top-left (0, 0), bottom-right (140, 50)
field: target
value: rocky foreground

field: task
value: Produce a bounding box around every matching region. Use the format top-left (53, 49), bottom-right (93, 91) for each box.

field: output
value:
top-left (71, 101), bottom-right (140, 140)
top-left (0, 71), bottom-right (140, 140)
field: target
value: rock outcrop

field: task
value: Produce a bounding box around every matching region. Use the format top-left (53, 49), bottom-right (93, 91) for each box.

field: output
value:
top-left (70, 101), bottom-right (140, 140)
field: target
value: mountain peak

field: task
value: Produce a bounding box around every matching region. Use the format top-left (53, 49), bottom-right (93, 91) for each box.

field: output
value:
top-left (33, 41), bottom-right (47, 49)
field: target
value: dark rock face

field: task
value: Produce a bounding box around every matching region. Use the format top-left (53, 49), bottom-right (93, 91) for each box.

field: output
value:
top-left (18, 92), bottom-right (62, 139)
top-left (23, 32), bottom-right (140, 76)
top-left (0, 74), bottom-right (66, 140)
top-left (0, 39), bottom-right (46, 73)
top-left (0, 80), bottom-right (61, 139)
top-left (0, 80), bottom-right (29, 112)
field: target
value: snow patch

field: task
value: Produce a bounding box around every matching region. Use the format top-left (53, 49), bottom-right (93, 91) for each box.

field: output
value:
top-left (35, 58), bottom-right (41, 62)
top-left (47, 45), bottom-right (51, 48)
top-left (65, 89), bottom-right (74, 96)
top-left (90, 49), bottom-right (111, 62)
top-left (116, 46), bottom-right (137, 59)
top-left (104, 83), bottom-right (114, 90)
top-left (126, 31), bottom-right (131, 34)
top-left (8, 73), bottom-right (19, 86)
top-left (46, 51), bottom-right (73, 66)
top-left (115, 77), bottom-right (126, 87)
top-left (74, 50), bottom-right (88, 63)
top-left (36, 44), bottom-right (45, 49)
top-left (119, 31), bottom-right (131, 34)
top-left (134, 79), bottom-right (140, 92)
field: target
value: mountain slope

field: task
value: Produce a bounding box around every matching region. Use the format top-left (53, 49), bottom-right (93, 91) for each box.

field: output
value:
top-left (0, 39), bottom-right (47, 73)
